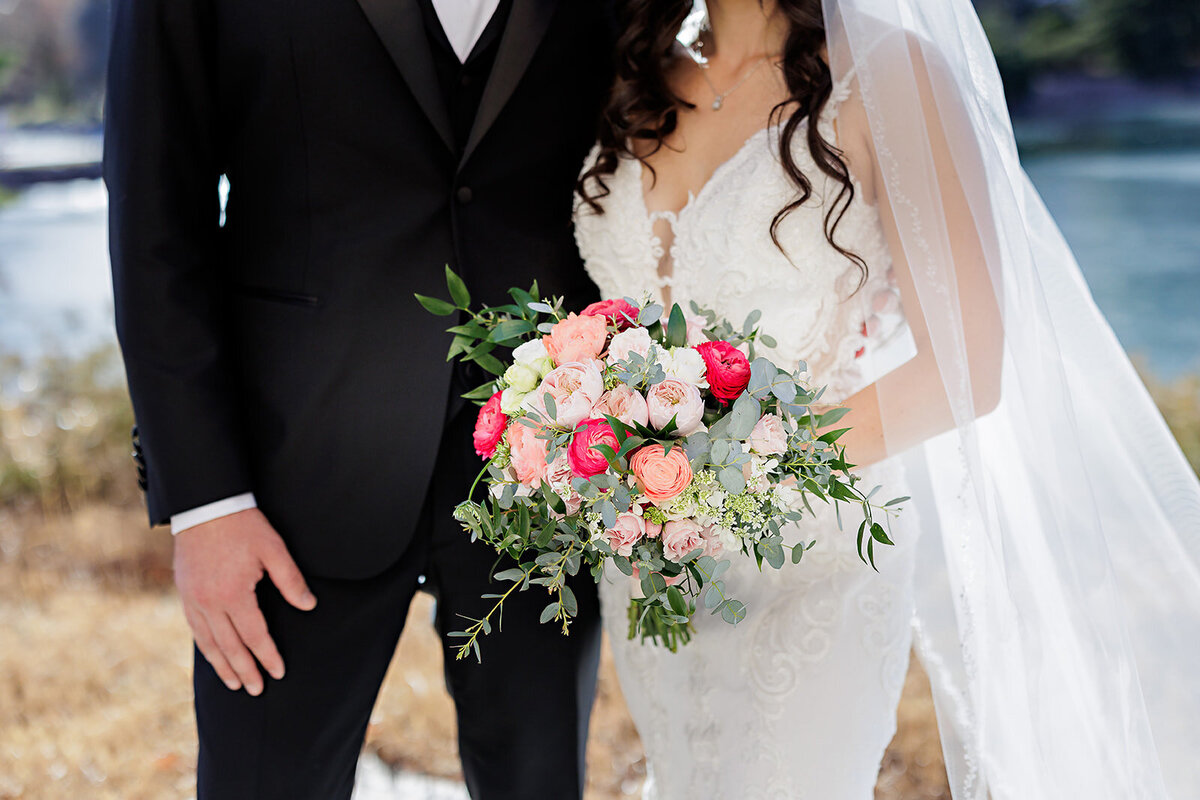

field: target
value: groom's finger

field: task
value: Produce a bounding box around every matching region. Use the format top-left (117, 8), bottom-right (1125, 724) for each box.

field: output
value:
top-left (230, 603), bottom-right (285, 681)
top-left (260, 537), bottom-right (317, 612)
top-left (187, 606), bottom-right (242, 691)
top-left (207, 611), bottom-right (264, 696)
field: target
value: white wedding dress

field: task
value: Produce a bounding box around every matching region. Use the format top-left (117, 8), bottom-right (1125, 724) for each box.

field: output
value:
top-left (574, 76), bottom-right (921, 800)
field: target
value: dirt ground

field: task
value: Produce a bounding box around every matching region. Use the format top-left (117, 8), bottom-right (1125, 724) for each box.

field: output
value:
top-left (0, 503), bottom-right (950, 799)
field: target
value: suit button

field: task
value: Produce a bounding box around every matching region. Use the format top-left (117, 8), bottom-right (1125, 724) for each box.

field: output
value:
top-left (456, 186), bottom-right (474, 205)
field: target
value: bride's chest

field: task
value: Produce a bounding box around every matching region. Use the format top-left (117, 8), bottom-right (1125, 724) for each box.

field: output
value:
top-left (577, 135), bottom-right (891, 330)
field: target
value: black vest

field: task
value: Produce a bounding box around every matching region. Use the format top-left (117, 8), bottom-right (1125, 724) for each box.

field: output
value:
top-left (416, 0), bottom-right (515, 154)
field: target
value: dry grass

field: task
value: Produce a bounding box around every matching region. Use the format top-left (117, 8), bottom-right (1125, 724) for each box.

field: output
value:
top-left (0, 504), bottom-right (948, 800)
top-left (4, 348), bottom-right (1196, 799)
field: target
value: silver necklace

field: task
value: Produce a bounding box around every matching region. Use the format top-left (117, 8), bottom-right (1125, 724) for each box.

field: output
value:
top-left (696, 55), bottom-right (769, 111)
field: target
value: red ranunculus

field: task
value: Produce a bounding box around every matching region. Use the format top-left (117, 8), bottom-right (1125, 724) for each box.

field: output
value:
top-left (567, 417), bottom-right (620, 478)
top-left (473, 391), bottom-right (508, 459)
top-left (581, 298), bottom-right (640, 331)
top-left (695, 340), bottom-right (752, 403)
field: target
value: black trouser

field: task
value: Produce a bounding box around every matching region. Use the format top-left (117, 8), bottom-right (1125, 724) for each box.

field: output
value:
top-left (193, 397), bottom-right (602, 800)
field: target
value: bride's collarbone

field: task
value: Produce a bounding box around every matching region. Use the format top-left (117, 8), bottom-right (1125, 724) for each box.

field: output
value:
top-left (639, 70), bottom-right (789, 216)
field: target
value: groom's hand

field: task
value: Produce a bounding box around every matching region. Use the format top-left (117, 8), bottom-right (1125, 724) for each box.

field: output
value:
top-left (173, 509), bottom-right (317, 695)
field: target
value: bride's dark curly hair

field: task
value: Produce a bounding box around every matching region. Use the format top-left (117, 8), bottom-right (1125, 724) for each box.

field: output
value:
top-left (577, 0), bottom-right (865, 282)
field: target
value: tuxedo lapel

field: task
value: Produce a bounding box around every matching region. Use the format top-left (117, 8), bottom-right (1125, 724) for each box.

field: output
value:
top-left (459, 0), bottom-right (556, 168)
top-left (355, 0), bottom-right (455, 152)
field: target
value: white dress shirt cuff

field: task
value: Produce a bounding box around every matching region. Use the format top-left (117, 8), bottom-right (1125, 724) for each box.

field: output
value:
top-left (170, 492), bottom-right (258, 535)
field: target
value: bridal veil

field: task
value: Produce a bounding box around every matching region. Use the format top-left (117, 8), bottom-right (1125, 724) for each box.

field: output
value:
top-left (806, 0), bottom-right (1200, 797)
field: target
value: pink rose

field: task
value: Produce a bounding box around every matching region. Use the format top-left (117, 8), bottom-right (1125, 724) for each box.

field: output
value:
top-left (567, 418), bottom-right (619, 478)
top-left (661, 519), bottom-right (706, 562)
top-left (604, 512), bottom-right (650, 557)
top-left (749, 413), bottom-right (788, 456)
top-left (630, 444), bottom-right (693, 505)
top-left (701, 525), bottom-right (724, 558)
top-left (695, 340), bottom-right (752, 403)
top-left (605, 327), bottom-right (653, 365)
top-left (582, 298), bottom-right (640, 331)
top-left (545, 453), bottom-right (583, 517)
top-left (593, 384), bottom-right (650, 427)
top-left (473, 391), bottom-right (508, 459)
top-left (646, 378), bottom-right (705, 435)
top-left (523, 360), bottom-right (604, 428)
top-left (507, 421), bottom-right (548, 487)
top-left (543, 312), bottom-right (608, 366)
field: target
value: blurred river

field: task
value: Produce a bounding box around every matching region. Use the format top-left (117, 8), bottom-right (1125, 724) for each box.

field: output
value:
top-left (1, 125), bottom-right (1198, 377)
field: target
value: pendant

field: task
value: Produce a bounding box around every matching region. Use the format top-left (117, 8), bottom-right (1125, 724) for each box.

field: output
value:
top-left (712, 97), bottom-right (723, 111)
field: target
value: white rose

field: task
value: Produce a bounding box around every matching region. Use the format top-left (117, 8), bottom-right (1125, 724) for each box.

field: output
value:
top-left (500, 387), bottom-right (528, 416)
top-left (660, 346), bottom-right (709, 388)
top-left (512, 338), bottom-right (549, 365)
top-left (503, 363), bottom-right (540, 393)
top-left (606, 327), bottom-right (653, 365)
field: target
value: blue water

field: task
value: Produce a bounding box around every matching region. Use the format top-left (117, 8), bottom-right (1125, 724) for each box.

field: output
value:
top-left (1, 136), bottom-right (1198, 378)
top-left (1024, 148), bottom-right (1200, 377)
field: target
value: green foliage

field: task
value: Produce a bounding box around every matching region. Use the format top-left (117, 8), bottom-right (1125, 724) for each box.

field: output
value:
top-left (978, 0), bottom-right (1200, 104)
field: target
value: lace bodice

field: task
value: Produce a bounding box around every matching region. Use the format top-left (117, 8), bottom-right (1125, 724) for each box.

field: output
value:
top-left (574, 79), bottom-right (907, 402)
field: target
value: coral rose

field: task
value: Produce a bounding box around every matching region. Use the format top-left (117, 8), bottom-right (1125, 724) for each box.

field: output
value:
top-left (523, 360), bottom-right (604, 429)
top-left (473, 391), bottom-right (508, 459)
top-left (661, 519), bottom-right (707, 562)
top-left (630, 444), bottom-right (694, 505)
top-left (567, 418), bottom-right (620, 478)
top-left (695, 340), bottom-right (752, 403)
top-left (646, 378), bottom-right (705, 435)
top-left (543, 312), bottom-right (608, 366)
top-left (582, 298), bottom-right (640, 331)
top-left (593, 384), bottom-right (650, 427)
top-left (507, 421), bottom-right (549, 487)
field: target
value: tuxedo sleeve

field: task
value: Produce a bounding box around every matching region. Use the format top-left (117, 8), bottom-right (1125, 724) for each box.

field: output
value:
top-left (105, 0), bottom-right (251, 526)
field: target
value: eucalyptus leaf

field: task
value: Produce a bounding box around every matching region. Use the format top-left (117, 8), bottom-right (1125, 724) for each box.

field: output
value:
top-left (598, 499), bottom-right (618, 529)
top-left (540, 603), bottom-right (561, 624)
top-left (560, 585), bottom-right (579, 617)
top-left (727, 394), bottom-right (761, 439)
top-left (638, 303), bottom-right (664, 326)
top-left (720, 599), bottom-right (747, 625)
top-left (494, 568), bottom-right (525, 583)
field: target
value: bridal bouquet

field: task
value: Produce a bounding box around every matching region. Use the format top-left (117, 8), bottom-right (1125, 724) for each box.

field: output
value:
top-left (417, 268), bottom-right (904, 659)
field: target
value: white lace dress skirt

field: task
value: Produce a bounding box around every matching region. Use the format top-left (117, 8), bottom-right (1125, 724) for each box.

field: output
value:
top-left (599, 457), bottom-right (918, 800)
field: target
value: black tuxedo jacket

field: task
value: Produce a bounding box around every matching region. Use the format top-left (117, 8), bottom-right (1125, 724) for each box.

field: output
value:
top-left (105, 0), bottom-right (612, 578)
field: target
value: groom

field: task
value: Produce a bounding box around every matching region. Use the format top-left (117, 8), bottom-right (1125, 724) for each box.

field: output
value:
top-left (105, 1), bottom-right (613, 798)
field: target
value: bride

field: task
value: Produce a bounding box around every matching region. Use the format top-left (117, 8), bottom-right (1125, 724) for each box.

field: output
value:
top-left (574, 1), bottom-right (1200, 798)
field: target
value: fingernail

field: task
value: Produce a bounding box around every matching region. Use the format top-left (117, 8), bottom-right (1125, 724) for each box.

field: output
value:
top-left (225, 680), bottom-right (241, 692)
top-left (271, 666), bottom-right (285, 680)
top-left (302, 592), bottom-right (317, 609)
top-left (247, 683), bottom-right (263, 697)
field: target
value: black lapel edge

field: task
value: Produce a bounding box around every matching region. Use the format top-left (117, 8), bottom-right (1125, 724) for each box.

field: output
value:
top-left (355, 0), bottom-right (455, 152)
top-left (459, 0), bottom-right (556, 169)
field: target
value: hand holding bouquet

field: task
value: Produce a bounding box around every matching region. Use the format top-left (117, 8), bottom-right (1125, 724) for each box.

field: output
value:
top-left (417, 269), bottom-right (905, 660)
